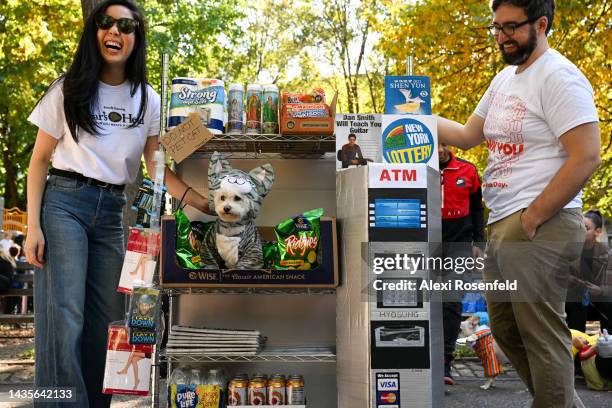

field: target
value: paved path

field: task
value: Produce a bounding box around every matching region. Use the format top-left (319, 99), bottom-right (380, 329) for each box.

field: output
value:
top-left (0, 358), bottom-right (610, 407)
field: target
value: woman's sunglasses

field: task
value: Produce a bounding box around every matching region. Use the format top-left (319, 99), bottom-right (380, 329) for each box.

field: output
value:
top-left (95, 14), bottom-right (139, 34)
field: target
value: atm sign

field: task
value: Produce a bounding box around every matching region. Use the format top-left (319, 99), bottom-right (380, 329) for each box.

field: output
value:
top-left (369, 163), bottom-right (427, 189)
top-left (379, 169), bottom-right (416, 182)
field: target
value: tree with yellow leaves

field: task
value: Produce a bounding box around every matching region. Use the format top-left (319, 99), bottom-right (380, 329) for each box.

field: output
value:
top-left (374, 0), bottom-right (610, 214)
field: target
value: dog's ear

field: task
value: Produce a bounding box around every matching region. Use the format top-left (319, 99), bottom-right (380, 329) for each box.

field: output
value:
top-left (207, 152), bottom-right (233, 215)
top-left (249, 163), bottom-right (275, 197)
top-left (209, 151), bottom-right (232, 182)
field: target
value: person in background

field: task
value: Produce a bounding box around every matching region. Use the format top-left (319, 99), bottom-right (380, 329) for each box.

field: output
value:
top-left (439, 143), bottom-right (485, 385)
top-left (25, 1), bottom-right (210, 406)
top-left (339, 133), bottom-right (366, 168)
top-left (436, 0), bottom-right (600, 406)
top-left (0, 231), bottom-right (14, 254)
top-left (571, 329), bottom-right (612, 391)
top-left (566, 209), bottom-right (612, 332)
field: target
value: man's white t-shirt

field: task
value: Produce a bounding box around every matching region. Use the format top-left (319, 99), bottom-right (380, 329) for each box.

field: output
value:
top-left (28, 80), bottom-right (161, 185)
top-left (474, 49), bottom-right (599, 224)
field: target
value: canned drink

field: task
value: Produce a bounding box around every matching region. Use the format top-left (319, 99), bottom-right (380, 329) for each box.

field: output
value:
top-left (287, 375), bottom-right (305, 405)
top-left (248, 377), bottom-right (267, 405)
top-left (267, 374), bottom-right (286, 405)
top-left (246, 84), bottom-right (262, 134)
top-left (262, 84), bottom-right (279, 134)
top-left (228, 377), bottom-right (249, 406)
top-left (227, 83), bottom-right (244, 134)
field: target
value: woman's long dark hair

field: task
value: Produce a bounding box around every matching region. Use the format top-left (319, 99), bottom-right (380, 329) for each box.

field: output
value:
top-left (62, 0), bottom-right (148, 142)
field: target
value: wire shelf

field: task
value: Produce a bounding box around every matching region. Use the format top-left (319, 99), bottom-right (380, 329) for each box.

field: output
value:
top-left (194, 133), bottom-right (335, 156)
top-left (160, 348), bottom-right (337, 363)
top-left (162, 287), bottom-right (336, 296)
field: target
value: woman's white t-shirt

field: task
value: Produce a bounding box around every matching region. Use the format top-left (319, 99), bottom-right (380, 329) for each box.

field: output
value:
top-left (28, 80), bottom-right (161, 185)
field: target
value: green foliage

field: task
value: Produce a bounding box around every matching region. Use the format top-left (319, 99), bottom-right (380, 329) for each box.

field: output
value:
top-left (0, 0), bottom-right (82, 208)
top-left (1, 0), bottom-right (610, 216)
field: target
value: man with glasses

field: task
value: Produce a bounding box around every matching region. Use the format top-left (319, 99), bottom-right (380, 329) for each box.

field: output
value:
top-left (436, 1), bottom-right (600, 407)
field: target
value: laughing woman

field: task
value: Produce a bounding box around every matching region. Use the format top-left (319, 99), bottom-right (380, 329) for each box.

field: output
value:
top-left (25, 1), bottom-right (208, 406)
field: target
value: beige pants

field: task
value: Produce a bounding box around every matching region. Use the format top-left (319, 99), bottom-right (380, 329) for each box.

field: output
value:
top-left (484, 208), bottom-right (585, 408)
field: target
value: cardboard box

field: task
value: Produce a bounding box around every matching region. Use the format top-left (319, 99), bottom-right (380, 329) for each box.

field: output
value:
top-left (280, 93), bottom-right (338, 136)
top-left (160, 215), bottom-right (338, 288)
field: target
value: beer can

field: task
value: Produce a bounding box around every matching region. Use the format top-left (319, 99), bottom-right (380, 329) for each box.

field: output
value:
top-left (228, 377), bottom-right (249, 406)
top-left (227, 83), bottom-right (244, 134)
top-left (246, 84), bottom-right (262, 134)
top-left (248, 376), bottom-right (267, 405)
top-left (287, 375), bottom-right (305, 405)
top-left (267, 374), bottom-right (286, 405)
top-left (262, 84), bottom-right (279, 134)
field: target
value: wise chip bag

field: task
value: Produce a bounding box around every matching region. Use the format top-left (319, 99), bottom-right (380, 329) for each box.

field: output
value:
top-left (262, 241), bottom-right (278, 269)
top-left (175, 209), bottom-right (214, 269)
top-left (274, 208), bottom-right (323, 270)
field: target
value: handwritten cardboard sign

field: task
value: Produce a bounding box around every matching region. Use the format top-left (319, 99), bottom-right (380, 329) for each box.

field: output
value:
top-left (160, 113), bottom-right (214, 163)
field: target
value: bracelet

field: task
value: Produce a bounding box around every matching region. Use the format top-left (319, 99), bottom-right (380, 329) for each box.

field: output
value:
top-left (179, 186), bottom-right (193, 208)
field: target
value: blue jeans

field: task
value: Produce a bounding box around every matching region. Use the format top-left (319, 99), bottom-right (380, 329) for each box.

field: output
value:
top-left (35, 175), bottom-right (126, 407)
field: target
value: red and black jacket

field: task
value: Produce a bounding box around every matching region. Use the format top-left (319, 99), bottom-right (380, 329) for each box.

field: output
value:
top-left (440, 152), bottom-right (485, 245)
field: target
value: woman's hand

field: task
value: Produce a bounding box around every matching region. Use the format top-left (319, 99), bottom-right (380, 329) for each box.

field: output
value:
top-left (191, 191), bottom-right (214, 215)
top-left (25, 226), bottom-right (45, 268)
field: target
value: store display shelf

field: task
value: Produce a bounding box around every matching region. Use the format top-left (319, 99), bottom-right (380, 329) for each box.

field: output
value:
top-left (160, 216), bottom-right (338, 288)
top-left (195, 133), bottom-right (335, 156)
top-left (163, 287), bottom-right (336, 296)
top-left (160, 347), bottom-right (336, 363)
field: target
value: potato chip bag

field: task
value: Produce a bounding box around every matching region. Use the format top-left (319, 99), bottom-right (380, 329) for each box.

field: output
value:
top-left (262, 241), bottom-right (278, 269)
top-left (175, 209), bottom-right (214, 269)
top-left (274, 208), bottom-right (323, 269)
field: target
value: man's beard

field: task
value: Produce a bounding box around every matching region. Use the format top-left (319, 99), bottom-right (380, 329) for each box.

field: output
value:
top-left (499, 26), bottom-right (537, 65)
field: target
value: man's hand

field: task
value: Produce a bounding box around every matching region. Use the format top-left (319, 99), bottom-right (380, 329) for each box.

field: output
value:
top-left (584, 281), bottom-right (603, 297)
top-left (351, 159), bottom-right (358, 165)
top-left (520, 208), bottom-right (540, 240)
top-left (472, 245), bottom-right (484, 259)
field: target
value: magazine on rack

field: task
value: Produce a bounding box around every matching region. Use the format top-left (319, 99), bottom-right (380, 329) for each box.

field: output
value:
top-left (168, 335), bottom-right (263, 345)
top-left (170, 325), bottom-right (261, 337)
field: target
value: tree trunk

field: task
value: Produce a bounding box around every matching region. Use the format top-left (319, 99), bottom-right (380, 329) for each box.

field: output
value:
top-left (81, 0), bottom-right (100, 20)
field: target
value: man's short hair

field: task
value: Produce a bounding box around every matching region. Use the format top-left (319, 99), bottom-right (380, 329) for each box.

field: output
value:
top-left (491, 0), bottom-right (555, 35)
top-left (348, 133), bottom-right (357, 140)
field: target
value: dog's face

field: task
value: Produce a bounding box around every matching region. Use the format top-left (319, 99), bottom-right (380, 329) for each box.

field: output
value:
top-left (213, 176), bottom-right (253, 222)
top-left (207, 152), bottom-right (275, 220)
top-left (213, 188), bottom-right (250, 222)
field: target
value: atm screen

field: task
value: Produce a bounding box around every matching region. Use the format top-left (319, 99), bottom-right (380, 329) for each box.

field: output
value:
top-left (374, 199), bottom-right (424, 229)
top-left (368, 188), bottom-right (429, 242)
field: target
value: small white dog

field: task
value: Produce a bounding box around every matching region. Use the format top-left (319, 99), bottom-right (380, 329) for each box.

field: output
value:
top-left (456, 312), bottom-right (508, 390)
top-left (199, 152), bottom-right (274, 269)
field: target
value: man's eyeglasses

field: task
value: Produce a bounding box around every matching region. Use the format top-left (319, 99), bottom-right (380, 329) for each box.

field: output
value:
top-left (95, 14), bottom-right (139, 34)
top-left (487, 17), bottom-right (538, 36)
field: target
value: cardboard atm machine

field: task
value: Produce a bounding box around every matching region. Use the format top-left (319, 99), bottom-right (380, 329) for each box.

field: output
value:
top-left (336, 162), bottom-right (443, 408)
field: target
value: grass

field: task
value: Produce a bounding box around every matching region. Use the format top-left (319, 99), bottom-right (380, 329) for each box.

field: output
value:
top-left (18, 346), bottom-right (34, 360)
